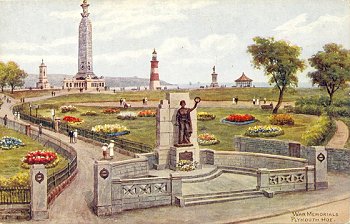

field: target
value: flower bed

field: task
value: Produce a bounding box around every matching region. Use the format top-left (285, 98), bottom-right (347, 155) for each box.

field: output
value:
top-left (222, 114), bottom-right (255, 125)
top-left (117, 112), bottom-right (137, 120)
top-left (269, 114), bottom-right (294, 125)
top-left (197, 112), bottom-right (216, 121)
top-left (91, 124), bottom-right (129, 135)
top-left (138, 110), bottom-right (156, 117)
top-left (102, 108), bottom-right (120, 114)
top-left (0, 136), bottom-right (24, 150)
top-left (245, 125), bottom-right (284, 137)
top-left (21, 150), bottom-right (60, 169)
top-left (198, 133), bottom-right (220, 145)
top-left (60, 105), bottom-right (77, 113)
top-left (81, 111), bottom-right (98, 116)
top-left (177, 160), bottom-right (198, 171)
top-left (63, 116), bottom-right (83, 124)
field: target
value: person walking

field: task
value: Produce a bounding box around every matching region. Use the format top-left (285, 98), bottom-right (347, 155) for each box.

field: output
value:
top-left (69, 130), bottom-right (74, 143)
top-left (3, 115), bottom-right (7, 126)
top-left (102, 143), bottom-right (108, 160)
top-left (73, 129), bottom-right (78, 143)
top-left (38, 123), bottom-right (43, 137)
top-left (235, 96), bottom-right (239, 105)
top-left (144, 97), bottom-right (148, 105)
top-left (263, 98), bottom-right (267, 104)
top-left (232, 97), bottom-right (236, 104)
top-left (108, 140), bottom-right (115, 159)
top-left (253, 98), bottom-right (256, 105)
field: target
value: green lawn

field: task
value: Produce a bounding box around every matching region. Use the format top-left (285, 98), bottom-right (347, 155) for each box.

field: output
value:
top-left (0, 126), bottom-right (69, 178)
top-left (5, 89), bottom-right (57, 99)
top-left (33, 87), bottom-right (349, 105)
top-left (31, 104), bottom-right (318, 151)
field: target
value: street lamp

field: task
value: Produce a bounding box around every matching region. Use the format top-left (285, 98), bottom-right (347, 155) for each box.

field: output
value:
top-left (35, 105), bottom-right (39, 117)
top-left (29, 104), bottom-right (32, 116)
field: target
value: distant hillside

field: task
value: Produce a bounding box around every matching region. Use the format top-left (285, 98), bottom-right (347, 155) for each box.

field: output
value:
top-left (25, 73), bottom-right (172, 88)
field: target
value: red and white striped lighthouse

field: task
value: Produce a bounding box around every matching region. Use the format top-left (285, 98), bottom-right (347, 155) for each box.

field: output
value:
top-left (149, 49), bottom-right (161, 90)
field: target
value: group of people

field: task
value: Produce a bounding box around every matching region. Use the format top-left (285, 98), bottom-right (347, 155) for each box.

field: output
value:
top-left (232, 96), bottom-right (239, 104)
top-left (142, 97), bottom-right (148, 105)
top-left (119, 98), bottom-right (131, 108)
top-left (252, 97), bottom-right (267, 105)
top-left (68, 129), bottom-right (78, 143)
top-left (102, 140), bottom-right (115, 160)
top-left (51, 91), bottom-right (56, 96)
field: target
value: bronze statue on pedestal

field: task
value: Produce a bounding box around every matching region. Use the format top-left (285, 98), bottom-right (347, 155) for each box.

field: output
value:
top-left (175, 97), bottom-right (201, 146)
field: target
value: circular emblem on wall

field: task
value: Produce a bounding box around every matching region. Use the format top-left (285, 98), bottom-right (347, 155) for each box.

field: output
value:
top-left (35, 171), bottom-right (44, 184)
top-left (317, 153), bottom-right (325, 163)
top-left (99, 168), bottom-right (109, 179)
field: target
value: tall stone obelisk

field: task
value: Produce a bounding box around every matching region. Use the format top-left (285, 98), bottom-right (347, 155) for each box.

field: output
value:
top-left (75, 0), bottom-right (95, 79)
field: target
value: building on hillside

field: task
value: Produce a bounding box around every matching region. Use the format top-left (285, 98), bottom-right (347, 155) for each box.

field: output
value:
top-left (63, 0), bottom-right (105, 90)
top-left (235, 72), bottom-right (253, 87)
top-left (149, 49), bottom-right (161, 90)
top-left (36, 59), bottom-right (51, 89)
top-left (210, 66), bottom-right (219, 88)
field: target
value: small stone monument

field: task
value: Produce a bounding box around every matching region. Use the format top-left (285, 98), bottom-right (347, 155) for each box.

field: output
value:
top-left (155, 92), bottom-right (201, 170)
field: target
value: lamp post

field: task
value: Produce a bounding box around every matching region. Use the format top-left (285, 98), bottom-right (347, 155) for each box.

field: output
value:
top-left (35, 105), bottom-right (39, 117)
top-left (51, 109), bottom-right (55, 129)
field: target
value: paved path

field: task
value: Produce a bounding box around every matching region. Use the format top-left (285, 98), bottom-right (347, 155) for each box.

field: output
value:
top-left (1, 92), bottom-right (350, 224)
top-left (327, 120), bottom-right (349, 149)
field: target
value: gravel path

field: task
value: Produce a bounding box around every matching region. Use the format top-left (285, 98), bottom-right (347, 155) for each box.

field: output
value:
top-left (326, 120), bottom-right (349, 149)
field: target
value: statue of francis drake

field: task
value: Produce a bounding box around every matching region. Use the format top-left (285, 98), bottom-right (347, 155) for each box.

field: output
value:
top-left (175, 97), bottom-right (201, 146)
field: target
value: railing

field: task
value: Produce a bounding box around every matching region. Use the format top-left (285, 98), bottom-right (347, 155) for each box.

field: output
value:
top-left (0, 187), bottom-right (30, 204)
top-left (0, 116), bottom-right (78, 196)
top-left (14, 104), bottom-right (153, 154)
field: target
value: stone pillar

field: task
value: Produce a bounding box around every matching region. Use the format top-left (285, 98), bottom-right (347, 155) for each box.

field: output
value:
top-left (256, 168), bottom-right (269, 190)
top-left (305, 165), bottom-right (315, 191)
top-left (25, 125), bottom-right (31, 136)
top-left (170, 175), bottom-right (182, 205)
top-left (313, 146), bottom-right (328, 189)
top-left (30, 164), bottom-right (48, 220)
top-left (54, 118), bottom-right (60, 132)
top-left (155, 99), bottom-right (171, 170)
top-left (93, 161), bottom-right (112, 216)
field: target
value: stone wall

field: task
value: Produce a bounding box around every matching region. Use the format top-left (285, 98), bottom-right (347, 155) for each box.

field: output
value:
top-left (326, 148), bottom-right (350, 174)
top-left (0, 204), bottom-right (30, 220)
top-left (211, 151), bottom-right (308, 169)
top-left (111, 157), bottom-right (149, 179)
top-left (234, 136), bottom-right (350, 173)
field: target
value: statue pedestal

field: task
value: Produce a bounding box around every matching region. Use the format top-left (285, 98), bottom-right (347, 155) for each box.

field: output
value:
top-left (169, 146), bottom-right (201, 171)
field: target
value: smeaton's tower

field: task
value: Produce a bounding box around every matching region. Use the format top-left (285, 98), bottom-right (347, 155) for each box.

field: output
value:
top-left (36, 59), bottom-right (51, 89)
top-left (149, 49), bottom-right (161, 90)
top-left (63, 0), bottom-right (105, 90)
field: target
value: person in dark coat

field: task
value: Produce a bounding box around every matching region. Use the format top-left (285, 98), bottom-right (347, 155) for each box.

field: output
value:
top-left (68, 130), bottom-right (74, 143)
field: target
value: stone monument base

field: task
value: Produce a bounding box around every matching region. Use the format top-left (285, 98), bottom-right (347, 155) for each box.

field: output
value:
top-left (169, 146), bottom-right (201, 171)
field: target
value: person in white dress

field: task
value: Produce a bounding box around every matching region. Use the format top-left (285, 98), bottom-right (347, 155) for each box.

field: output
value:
top-left (108, 140), bottom-right (115, 159)
top-left (102, 143), bottom-right (108, 160)
top-left (73, 129), bottom-right (78, 143)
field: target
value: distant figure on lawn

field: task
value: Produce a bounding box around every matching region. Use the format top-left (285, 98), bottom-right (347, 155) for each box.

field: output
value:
top-left (39, 123), bottom-right (43, 137)
top-left (235, 96), bottom-right (238, 104)
top-left (175, 97), bottom-right (201, 146)
top-left (102, 143), bottom-right (108, 160)
top-left (108, 140), bottom-right (115, 159)
top-left (3, 115), bottom-right (7, 126)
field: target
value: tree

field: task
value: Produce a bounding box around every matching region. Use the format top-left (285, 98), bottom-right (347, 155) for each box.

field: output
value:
top-left (247, 37), bottom-right (306, 113)
top-left (0, 61), bottom-right (8, 92)
top-left (5, 61), bottom-right (27, 93)
top-left (308, 43), bottom-right (350, 105)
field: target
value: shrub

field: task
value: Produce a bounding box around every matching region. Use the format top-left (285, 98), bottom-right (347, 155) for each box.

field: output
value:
top-left (302, 116), bottom-right (335, 146)
top-left (81, 111), bottom-right (97, 116)
top-left (294, 105), bottom-right (323, 116)
top-left (269, 114), bottom-right (294, 125)
top-left (245, 125), bottom-right (284, 137)
top-left (0, 172), bottom-right (30, 187)
top-left (326, 106), bottom-right (350, 117)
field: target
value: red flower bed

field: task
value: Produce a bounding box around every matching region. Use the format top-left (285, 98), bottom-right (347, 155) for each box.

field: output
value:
top-left (225, 114), bottom-right (255, 122)
top-left (138, 110), bottom-right (156, 117)
top-left (23, 150), bottom-right (57, 165)
top-left (63, 116), bottom-right (82, 123)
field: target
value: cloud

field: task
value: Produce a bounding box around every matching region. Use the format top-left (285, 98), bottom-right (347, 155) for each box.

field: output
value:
top-left (200, 34), bottom-right (239, 52)
top-left (49, 10), bottom-right (80, 19)
top-left (126, 25), bottom-right (160, 39)
top-left (274, 14), bottom-right (350, 48)
top-left (159, 37), bottom-right (196, 54)
top-left (94, 49), bottom-right (150, 63)
top-left (0, 36), bottom-right (76, 52)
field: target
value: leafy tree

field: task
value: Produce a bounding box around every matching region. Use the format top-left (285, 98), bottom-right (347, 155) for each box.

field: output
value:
top-left (247, 37), bottom-right (306, 113)
top-left (5, 61), bottom-right (27, 93)
top-left (0, 61), bottom-right (8, 92)
top-left (308, 43), bottom-right (350, 105)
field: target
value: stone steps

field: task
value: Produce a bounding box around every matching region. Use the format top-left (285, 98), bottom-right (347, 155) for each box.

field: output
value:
top-left (182, 168), bottom-right (223, 183)
top-left (179, 189), bottom-right (263, 207)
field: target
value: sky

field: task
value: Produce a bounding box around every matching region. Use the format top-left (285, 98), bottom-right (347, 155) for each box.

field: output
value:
top-left (0, 0), bottom-right (349, 85)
